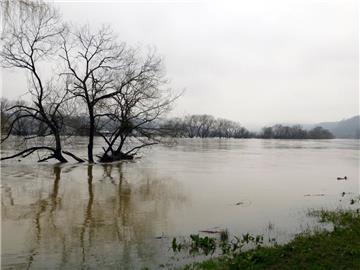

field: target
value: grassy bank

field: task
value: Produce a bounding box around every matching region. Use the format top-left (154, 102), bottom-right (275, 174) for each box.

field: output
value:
top-left (181, 208), bottom-right (360, 270)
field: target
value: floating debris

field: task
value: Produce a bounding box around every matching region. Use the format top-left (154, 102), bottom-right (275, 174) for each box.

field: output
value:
top-left (199, 229), bottom-right (222, 234)
top-left (337, 176), bottom-right (348, 180)
top-left (304, 194), bottom-right (325, 197)
top-left (155, 236), bottom-right (168, 239)
top-left (234, 200), bottom-right (252, 206)
top-left (350, 197), bottom-right (360, 205)
top-left (199, 226), bottom-right (225, 234)
top-left (155, 233), bottom-right (168, 239)
top-left (341, 192), bottom-right (353, 197)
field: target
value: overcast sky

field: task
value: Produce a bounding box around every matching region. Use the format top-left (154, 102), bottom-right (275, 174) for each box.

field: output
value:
top-left (1, 0), bottom-right (358, 128)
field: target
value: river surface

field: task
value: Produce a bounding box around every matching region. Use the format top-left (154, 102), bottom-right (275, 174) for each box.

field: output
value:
top-left (1, 138), bottom-right (359, 269)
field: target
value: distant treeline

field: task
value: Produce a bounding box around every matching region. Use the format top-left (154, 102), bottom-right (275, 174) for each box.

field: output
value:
top-left (160, 115), bottom-right (254, 138)
top-left (160, 114), bottom-right (334, 139)
top-left (1, 108), bottom-right (334, 140)
top-left (259, 125), bottom-right (334, 139)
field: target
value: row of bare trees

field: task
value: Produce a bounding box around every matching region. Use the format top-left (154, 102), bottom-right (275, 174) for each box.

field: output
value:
top-left (161, 115), bottom-right (254, 138)
top-left (260, 125), bottom-right (334, 139)
top-left (1, 0), bottom-right (177, 163)
top-left (161, 115), bottom-right (334, 139)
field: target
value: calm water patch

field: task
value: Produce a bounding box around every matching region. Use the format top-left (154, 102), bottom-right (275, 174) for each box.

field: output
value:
top-left (1, 138), bottom-right (359, 269)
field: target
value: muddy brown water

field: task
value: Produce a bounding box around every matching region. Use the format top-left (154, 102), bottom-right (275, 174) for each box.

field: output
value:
top-left (1, 138), bottom-right (359, 269)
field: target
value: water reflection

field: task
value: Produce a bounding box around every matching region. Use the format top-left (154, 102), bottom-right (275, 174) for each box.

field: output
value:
top-left (2, 162), bottom-right (187, 269)
top-left (2, 138), bottom-right (358, 269)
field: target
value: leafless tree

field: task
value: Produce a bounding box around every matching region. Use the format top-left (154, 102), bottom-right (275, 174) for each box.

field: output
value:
top-left (186, 114), bottom-right (216, 138)
top-left (60, 25), bottom-right (133, 162)
top-left (60, 25), bottom-right (178, 162)
top-left (161, 114), bottom-right (252, 138)
top-left (1, 1), bottom-right (180, 163)
top-left (1, 98), bottom-right (10, 133)
top-left (159, 117), bottom-right (187, 137)
top-left (0, 0), bottom-right (83, 162)
top-left (259, 124), bottom-right (333, 139)
top-left (96, 53), bottom-right (178, 162)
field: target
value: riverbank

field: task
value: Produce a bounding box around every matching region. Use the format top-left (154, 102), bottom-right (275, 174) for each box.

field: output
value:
top-left (182, 208), bottom-right (360, 270)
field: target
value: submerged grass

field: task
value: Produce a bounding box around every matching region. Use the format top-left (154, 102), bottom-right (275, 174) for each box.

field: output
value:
top-left (180, 208), bottom-right (360, 270)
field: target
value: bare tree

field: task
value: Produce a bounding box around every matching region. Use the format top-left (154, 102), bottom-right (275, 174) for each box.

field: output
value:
top-left (161, 114), bottom-right (252, 139)
top-left (159, 117), bottom-right (187, 137)
top-left (60, 25), bottom-right (177, 162)
top-left (1, 1), bottom-right (180, 163)
top-left (0, 0), bottom-right (83, 162)
top-left (1, 98), bottom-right (10, 134)
top-left (1, 0), bottom-right (43, 32)
top-left (259, 124), bottom-right (333, 139)
top-left (60, 25), bottom-right (132, 162)
top-left (96, 53), bottom-right (177, 162)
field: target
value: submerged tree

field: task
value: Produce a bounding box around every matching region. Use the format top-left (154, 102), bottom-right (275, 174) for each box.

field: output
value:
top-left (59, 25), bottom-right (129, 162)
top-left (1, 1), bottom-right (179, 163)
top-left (0, 0), bottom-right (83, 162)
top-left (96, 51), bottom-right (177, 162)
top-left (61, 25), bottom-right (178, 162)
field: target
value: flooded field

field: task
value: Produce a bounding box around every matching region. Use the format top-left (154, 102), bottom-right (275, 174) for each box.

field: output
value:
top-left (1, 138), bottom-right (359, 269)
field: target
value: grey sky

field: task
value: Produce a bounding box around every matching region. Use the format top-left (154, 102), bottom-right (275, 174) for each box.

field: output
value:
top-left (1, 0), bottom-right (358, 128)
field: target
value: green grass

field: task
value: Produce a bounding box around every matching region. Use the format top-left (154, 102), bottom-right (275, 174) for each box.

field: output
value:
top-left (181, 208), bottom-right (360, 270)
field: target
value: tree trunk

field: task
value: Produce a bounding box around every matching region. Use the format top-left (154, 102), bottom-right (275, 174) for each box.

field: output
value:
top-left (53, 129), bottom-right (67, 163)
top-left (54, 150), bottom-right (68, 163)
top-left (88, 114), bottom-right (95, 163)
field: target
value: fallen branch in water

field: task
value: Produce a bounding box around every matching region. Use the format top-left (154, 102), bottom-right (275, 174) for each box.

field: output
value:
top-left (1, 147), bottom-right (84, 163)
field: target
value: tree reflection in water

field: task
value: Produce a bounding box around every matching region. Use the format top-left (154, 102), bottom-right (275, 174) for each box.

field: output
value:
top-left (1, 162), bottom-right (187, 269)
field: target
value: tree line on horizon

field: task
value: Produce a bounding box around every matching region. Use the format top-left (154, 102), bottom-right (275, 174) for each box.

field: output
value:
top-left (160, 114), bottom-right (334, 139)
top-left (1, 105), bottom-right (334, 140)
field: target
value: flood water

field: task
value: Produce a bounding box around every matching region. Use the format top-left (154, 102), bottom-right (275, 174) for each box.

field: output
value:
top-left (1, 138), bottom-right (359, 269)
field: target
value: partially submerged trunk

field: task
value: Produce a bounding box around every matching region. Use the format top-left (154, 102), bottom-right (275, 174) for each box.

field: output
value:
top-left (98, 133), bottom-right (158, 163)
top-left (54, 133), bottom-right (67, 162)
top-left (53, 150), bottom-right (68, 163)
top-left (87, 108), bottom-right (95, 163)
top-left (52, 132), bottom-right (84, 162)
top-left (98, 150), bottom-right (134, 163)
top-left (88, 130), bottom-right (94, 163)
